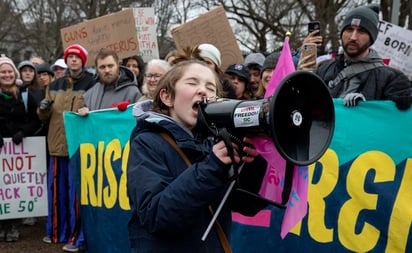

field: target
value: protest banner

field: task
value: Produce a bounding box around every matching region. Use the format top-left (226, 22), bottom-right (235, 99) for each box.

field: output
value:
top-left (171, 6), bottom-right (243, 70)
top-left (64, 100), bottom-right (412, 252)
top-left (0, 137), bottom-right (47, 220)
top-left (64, 108), bottom-right (135, 253)
top-left (374, 20), bottom-right (412, 80)
top-left (132, 7), bottom-right (159, 61)
top-left (231, 100), bottom-right (412, 253)
top-left (60, 8), bottom-right (139, 68)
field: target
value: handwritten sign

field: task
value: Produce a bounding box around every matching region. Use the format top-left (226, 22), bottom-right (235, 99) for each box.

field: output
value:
top-left (132, 8), bottom-right (159, 62)
top-left (374, 21), bottom-right (412, 80)
top-left (0, 137), bottom-right (47, 220)
top-left (171, 6), bottom-right (243, 70)
top-left (60, 8), bottom-right (139, 67)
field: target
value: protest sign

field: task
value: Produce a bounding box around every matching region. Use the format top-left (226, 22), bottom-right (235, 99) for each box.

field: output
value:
top-left (0, 137), bottom-right (47, 220)
top-left (132, 8), bottom-right (159, 61)
top-left (60, 8), bottom-right (139, 67)
top-left (374, 21), bottom-right (412, 80)
top-left (171, 6), bottom-right (243, 70)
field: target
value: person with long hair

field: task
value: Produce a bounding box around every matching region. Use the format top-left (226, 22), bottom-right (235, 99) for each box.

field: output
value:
top-left (0, 56), bottom-right (41, 242)
top-left (122, 55), bottom-right (146, 93)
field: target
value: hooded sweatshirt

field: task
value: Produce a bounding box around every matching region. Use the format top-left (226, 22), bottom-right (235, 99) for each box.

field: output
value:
top-left (83, 66), bottom-right (142, 110)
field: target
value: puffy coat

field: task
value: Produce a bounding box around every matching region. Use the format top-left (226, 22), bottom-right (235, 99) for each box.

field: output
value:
top-left (0, 90), bottom-right (41, 138)
top-left (37, 70), bottom-right (95, 156)
top-left (127, 102), bottom-right (267, 253)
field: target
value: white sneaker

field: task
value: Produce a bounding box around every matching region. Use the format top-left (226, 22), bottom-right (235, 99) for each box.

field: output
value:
top-left (42, 236), bottom-right (52, 244)
top-left (62, 244), bottom-right (79, 252)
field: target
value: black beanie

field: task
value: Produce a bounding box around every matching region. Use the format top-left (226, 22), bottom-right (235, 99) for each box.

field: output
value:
top-left (36, 63), bottom-right (54, 77)
top-left (340, 4), bottom-right (379, 45)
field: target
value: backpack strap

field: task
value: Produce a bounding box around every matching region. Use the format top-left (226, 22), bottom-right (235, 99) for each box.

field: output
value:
top-left (159, 132), bottom-right (232, 253)
top-left (328, 62), bottom-right (385, 89)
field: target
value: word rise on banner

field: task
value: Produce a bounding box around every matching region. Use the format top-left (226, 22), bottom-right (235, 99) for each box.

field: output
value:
top-left (79, 139), bottom-right (130, 210)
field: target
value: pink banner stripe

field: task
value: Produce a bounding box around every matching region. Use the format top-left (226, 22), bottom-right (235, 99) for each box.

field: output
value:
top-left (232, 210), bottom-right (272, 227)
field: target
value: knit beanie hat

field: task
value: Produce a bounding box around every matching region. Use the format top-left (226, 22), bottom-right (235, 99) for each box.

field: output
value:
top-left (64, 44), bottom-right (88, 67)
top-left (17, 60), bottom-right (35, 71)
top-left (340, 4), bottom-right (379, 45)
top-left (244, 53), bottom-right (265, 69)
top-left (262, 52), bottom-right (281, 73)
top-left (0, 56), bottom-right (20, 79)
top-left (198, 43), bottom-right (222, 67)
top-left (36, 63), bottom-right (54, 77)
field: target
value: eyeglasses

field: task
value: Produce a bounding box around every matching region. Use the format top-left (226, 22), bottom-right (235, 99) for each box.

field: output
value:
top-left (145, 73), bottom-right (162, 79)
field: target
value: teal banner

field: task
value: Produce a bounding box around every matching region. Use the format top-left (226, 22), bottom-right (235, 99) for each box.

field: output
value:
top-left (64, 100), bottom-right (412, 253)
top-left (64, 107), bottom-right (135, 253)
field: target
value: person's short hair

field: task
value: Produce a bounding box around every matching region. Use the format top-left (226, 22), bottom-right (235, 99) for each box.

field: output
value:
top-left (95, 48), bottom-right (119, 67)
top-left (152, 60), bottom-right (222, 116)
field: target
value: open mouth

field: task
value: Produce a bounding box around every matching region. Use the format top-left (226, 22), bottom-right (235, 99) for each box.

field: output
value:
top-left (192, 101), bottom-right (200, 111)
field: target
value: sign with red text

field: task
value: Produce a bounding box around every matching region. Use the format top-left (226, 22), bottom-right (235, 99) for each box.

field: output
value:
top-left (132, 8), bottom-right (159, 61)
top-left (0, 137), bottom-right (47, 220)
top-left (60, 8), bottom-right (139, 68)
top-left (171, 6), bottom-right (243, 70)
top-left (374, 21), bottom-right (412, 80)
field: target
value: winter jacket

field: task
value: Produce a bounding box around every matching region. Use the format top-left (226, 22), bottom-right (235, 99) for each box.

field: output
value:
top-left (316, 49), bottom-right (412, 100)
top-left (0, 90), bottom-right (41, 138)
top-left (127, 101), bottom-right (267, 253)
top-left (37, 70), bottom-right (95, 156)
top-left (82, 66), bottom-right (142, 110)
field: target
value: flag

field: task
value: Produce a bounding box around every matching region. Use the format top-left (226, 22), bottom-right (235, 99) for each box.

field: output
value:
top-left (252, 36), bottom-right (308, 239)
top-left (264, 36), bottom-right (295, 98)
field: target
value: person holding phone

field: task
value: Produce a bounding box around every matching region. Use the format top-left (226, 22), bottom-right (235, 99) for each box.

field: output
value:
top-left (297, 22), bottom-right (323, 71)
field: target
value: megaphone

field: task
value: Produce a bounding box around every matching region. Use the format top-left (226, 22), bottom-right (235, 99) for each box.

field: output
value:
top-left (197, 70), bottom-right (335, 166)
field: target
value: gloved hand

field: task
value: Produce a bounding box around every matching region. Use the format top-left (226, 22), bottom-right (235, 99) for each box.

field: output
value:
top-left (39, 99), bottom-right (54, 111)
top-left (12, 131), bottom-right (24, 145)
top-left (393, 95), bottom-right (412, 111)
top-left (343, 93), bottom-right (366, 107)
top-left (117, 101), bottom-right (130, 111)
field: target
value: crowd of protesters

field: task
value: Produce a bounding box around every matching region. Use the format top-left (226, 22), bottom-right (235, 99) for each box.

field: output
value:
top-left (0, 4), bottom-right (411, 253)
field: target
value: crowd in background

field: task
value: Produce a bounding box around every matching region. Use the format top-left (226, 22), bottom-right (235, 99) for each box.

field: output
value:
top-left (0, 4), bottom-right (411, 253)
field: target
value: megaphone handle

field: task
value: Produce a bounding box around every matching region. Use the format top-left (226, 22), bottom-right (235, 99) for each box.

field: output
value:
top-left (201, 162), bottom-right (245, 241)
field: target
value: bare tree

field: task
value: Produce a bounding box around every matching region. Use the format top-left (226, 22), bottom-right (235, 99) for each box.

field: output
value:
top-left (6, 0), bottom-right (411, 63)
top-left (382, 0), bottom-right (412, 28)
top-left (0, 0), bottom-right (26, 60)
